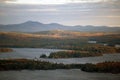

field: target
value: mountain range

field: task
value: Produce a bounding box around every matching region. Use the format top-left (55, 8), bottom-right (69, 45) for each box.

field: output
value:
top-left (0, 21), bottom-right (120, 32)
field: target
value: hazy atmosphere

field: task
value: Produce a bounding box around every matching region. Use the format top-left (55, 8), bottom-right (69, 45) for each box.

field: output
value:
top-left (0, 1), bottom-right (120, 80)
top-left (0, 0), bottom-right (120, 27)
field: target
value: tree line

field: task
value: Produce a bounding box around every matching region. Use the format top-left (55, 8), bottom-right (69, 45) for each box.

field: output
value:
top-left (40, 45), bottom-right (118, 58)
top-left (0, 48), bottom-right (13, 52)
top-left (0, 59), bottom-right (120, 74)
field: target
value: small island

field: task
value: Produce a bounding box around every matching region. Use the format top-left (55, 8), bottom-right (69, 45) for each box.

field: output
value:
top-left (0, 48), bottom-right (13, 52)
top-left (46, 51), bottom-right (103, 58)
top-left (40, 46), bottom-right (118, 58)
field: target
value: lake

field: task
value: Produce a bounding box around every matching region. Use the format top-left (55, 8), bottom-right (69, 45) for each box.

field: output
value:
top-left (0, 70), bottom-right (120, 80)
top-left (0, 48), bottom-right (120, 64)
top-left (0, 48), bottom-right (64, 59)
top-left (0, 48), bottom-right (120, 80)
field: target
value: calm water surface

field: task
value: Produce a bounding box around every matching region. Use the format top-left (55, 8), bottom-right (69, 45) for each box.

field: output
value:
top-left (0, 48), bottom-right (120, 80)
top-left (0, 48), bottom-right (63, 59)
top-left (0, 48), bottom-right (120, 64)
top-left (0, 70), bottom-right (120, 80)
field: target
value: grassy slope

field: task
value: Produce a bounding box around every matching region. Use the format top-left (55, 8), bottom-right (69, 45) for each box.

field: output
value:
top-left (0, 31), bottom-right (120, 48)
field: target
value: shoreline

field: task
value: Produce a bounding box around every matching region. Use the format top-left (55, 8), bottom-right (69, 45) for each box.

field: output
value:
top-left (0, 59), bottom-right (120, 74)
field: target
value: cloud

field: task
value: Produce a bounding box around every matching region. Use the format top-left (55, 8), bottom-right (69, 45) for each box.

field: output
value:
top-left (0, 0), bottom-right (120, 27)
top-left (2, 0), bottom-right (120, 5)
top-left (0, 0), bottom-right (15, 2)
top-left (0, 0), bottom-right (15, 1)
top-left (0, 0), bottom-right (119, 7)
top-left (16, 8), bottom-right (58, 12)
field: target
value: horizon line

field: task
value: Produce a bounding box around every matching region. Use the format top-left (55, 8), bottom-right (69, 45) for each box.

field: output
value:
top-left (0, 20), bottom-right (120, 27)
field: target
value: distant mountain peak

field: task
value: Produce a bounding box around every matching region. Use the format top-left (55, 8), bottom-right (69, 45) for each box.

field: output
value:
top-left (48, 23), bottom-right (63, 26)
top-left (0, 21), bottom-right (120, 32)
top-left (22, 21), bottom-right (43, 25)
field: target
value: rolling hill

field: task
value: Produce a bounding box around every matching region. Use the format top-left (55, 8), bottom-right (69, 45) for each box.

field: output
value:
top-left (0, 31), bottom-right (120, 48)
top-left (0, 21), bottom-right (120, 32)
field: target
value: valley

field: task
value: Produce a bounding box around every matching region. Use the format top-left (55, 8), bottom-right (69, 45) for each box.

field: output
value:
top-left (0, 21), bottom-right (120, 74)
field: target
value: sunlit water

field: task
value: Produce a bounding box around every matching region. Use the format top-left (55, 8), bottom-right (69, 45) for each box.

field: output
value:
top-left (0, 48), bottom-right (120, 80)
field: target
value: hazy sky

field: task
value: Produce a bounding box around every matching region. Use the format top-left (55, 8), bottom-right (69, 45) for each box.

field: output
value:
top-left (0, 0), bottom-right (120, 27)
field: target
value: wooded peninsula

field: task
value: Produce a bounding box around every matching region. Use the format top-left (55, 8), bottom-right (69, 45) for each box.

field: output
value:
top-left (0, 59), bottom-right (119, 74)
top-left (0, 48), bottom-right (13, 52)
